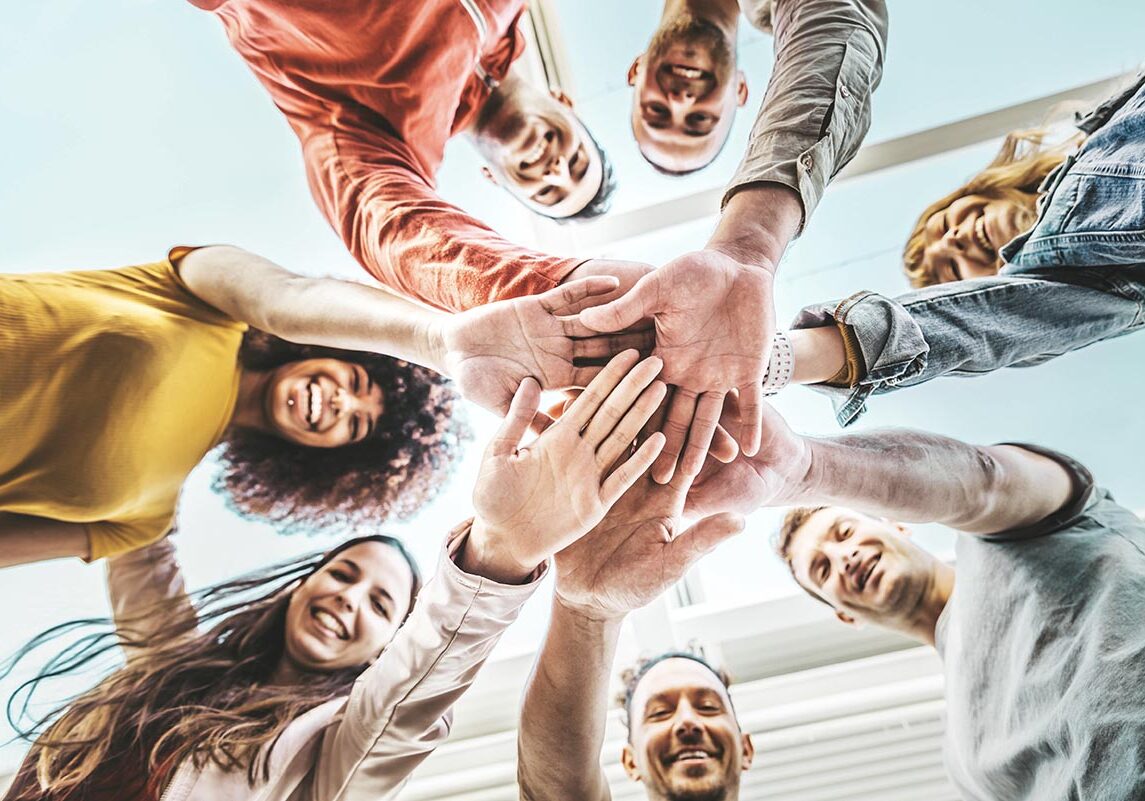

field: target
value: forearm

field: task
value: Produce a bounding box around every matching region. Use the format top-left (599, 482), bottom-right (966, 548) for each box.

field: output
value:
top-left (0, 513), bottom-right (90, 567)
top-left (708, 183), bottom-right (803, 269)
top-left (791, 431), bottom-right (1072, 533)
top-left (180, 246), bottom-right (448, 374)
top-left (518, 599), bottom-right (621, 801)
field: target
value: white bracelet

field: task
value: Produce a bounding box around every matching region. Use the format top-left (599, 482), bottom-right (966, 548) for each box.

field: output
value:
top-left (761, 331), bottom-right (794, 397)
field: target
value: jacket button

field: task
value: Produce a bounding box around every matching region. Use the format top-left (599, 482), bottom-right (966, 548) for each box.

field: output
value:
top-left (800, 153), bottom-right (814, 170)
top-left (840, 84), bottom-right (851, 99)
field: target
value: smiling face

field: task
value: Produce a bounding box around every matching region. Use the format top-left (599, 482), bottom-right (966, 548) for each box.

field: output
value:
top-left (784, 508), bottom-right (942, 631)
top-left (628, 15), bottom-right (747, 174)
top-left (920, 193), bottom-right (1036, 283)
top-left (265, 358), bottom-right (385, 449)
top-left (282, 541), bottom-right (415, 672)
top-left (622, 659), bottom-right (752, 801)
top-left (478, 94), bottom-right (605, 218)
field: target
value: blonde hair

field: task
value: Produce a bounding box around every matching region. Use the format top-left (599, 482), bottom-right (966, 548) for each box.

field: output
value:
top-left (902, 126), bottom-right (1082, 288)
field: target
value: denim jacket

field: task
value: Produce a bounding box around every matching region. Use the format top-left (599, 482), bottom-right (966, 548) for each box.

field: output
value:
top-left (794, 75), bottom-right (1145, 426)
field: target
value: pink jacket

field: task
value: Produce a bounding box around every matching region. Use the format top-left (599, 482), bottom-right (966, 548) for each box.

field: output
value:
top-left (98, 530), bottom-right (542, 801)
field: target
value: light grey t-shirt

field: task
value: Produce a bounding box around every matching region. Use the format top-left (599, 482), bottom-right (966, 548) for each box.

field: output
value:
top-left (935, 447), bottom-right (1145, 800)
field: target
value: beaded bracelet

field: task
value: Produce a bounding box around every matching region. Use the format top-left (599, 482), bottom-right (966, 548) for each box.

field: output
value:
top-left (761, 331), bottom-right (794, 397)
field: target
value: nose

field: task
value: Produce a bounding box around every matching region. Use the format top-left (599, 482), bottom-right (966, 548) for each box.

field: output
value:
top-left (542, 155), bottom-right (570, 187)
top-left (668, 90), bottom-right (695, 112)
top-left (842, 547), bottom-right (861, 576)
top-left (672, 700), bottom-right (704, 739)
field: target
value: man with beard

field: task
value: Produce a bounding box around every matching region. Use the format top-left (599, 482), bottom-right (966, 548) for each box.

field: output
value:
top-left (516, 457), bottom-right (749, 801)
top-left (189, 0), bottom-right (623, 314)
top-left (617, 651), bottom-right (754, 801)
top-left (679, 403), bottom-right (1145, 800)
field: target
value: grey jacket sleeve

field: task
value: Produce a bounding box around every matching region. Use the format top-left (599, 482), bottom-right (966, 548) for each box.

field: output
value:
top-left (306, 520), bottom-right (546, 801)
top-left (104, 534), bottom-right (196, 658)
top-left (728, 0), bottom-right (888, 226)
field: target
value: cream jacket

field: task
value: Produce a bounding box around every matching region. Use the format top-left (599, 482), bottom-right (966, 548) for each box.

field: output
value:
top-left (101, 529), bottom-right (542, 801)
top-left (730, 0), bottom-right (889, 227)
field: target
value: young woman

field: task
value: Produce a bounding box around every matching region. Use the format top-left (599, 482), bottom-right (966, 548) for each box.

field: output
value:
top-left (0, 244), bottom-right (641, 567)
top-left (758, 74), bottom-right (1145, 427)
top-left (2, 351), bottom-right (670, 801)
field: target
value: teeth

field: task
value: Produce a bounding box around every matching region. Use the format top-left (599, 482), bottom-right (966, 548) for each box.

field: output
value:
top-left (523, 136), bottom-right (546, 165)
top-left (671, 65), bottom-right (704, 79)
top-left (676, 751), bottom-right (710, 761)
top-left (308, 382), bottom-right (322, 425)
top-left (313, 609), bottom-right (346, 639)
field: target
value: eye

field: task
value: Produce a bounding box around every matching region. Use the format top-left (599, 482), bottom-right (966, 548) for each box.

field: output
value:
top-left (836, 525), bottom-right (852, 542)
top-left (350, 415), bottom-right (360, 442)
top-left (534, 185), bottom-right (556, 200)
top-left (648, 103), bottom-right (669, 118)
top-left (331, 568), bottom-right (351, 582)
top-left (816, 558), bottom-right (830, 584)
top-left (371, 597), bottom-right (392, 620)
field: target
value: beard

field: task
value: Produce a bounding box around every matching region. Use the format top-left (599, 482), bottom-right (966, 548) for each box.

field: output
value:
top-left (663, 785), bottom-right (732, 801)
top-left (646, 14), bottom-right (734, 82)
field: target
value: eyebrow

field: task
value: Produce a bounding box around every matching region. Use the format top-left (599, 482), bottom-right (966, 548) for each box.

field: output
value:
top-left (337, 557), bottom-right (396, 604)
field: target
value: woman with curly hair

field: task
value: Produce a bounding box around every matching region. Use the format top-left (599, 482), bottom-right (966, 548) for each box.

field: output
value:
top-left (1, 354), bottom-right (670, 801)
top-left (0, 244), bottom-right (640, 567)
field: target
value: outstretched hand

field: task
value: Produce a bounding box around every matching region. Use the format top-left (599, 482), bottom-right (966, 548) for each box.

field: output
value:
top-left (685, 394), bottom-right (811, 520)
top-left (466, 351), bottom-right (668, 583)
top-left (554, 468), bottom-right (745, 621)
top-left (578, 250), bottom-right (775, 483)
top-left (440, 277), bottom-right (655, 425)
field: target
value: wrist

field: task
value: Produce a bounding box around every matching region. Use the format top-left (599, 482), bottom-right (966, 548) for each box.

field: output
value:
top-left (552, 591), bottom-right (628, 627)
top-left (420, 315), bottom-right (449, 376)
top-left (458, 516), bottom-right (538, 585)
top-left (708, 184), bottom-right (803, 268)
top-left (787, 326), bottom-right (847, 385)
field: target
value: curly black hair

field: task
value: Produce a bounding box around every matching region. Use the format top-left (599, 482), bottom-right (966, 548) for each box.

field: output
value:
top-left (213, 330), bottom-right (470, 534)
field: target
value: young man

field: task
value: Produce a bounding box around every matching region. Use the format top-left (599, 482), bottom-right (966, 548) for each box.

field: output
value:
top-left (517, 467), bottom-right (746, 801)
top-left (579, 0), bottom-right (888, 481)
top-left (616, 651), bottom-right (754, 801)
top-left (189, 0), bottom-right (621, 314)
top-left (628, 0), bottom-right (888, 179)
top-left (684, 405), bottom-right (1145, 800)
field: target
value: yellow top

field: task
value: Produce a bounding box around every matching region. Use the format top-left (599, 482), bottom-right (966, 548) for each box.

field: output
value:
top-left (0, 258), bottom-right (247, 559)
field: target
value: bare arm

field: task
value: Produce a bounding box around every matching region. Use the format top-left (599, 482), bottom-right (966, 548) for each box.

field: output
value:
top-left (518, 601), bottom-right (620, 801)
top-left (798, 434), bottom-right (1074, 535)
top-left (0, 513), bottom-right (90, 567)
top-left (178, 245), bottom-right (448, 374)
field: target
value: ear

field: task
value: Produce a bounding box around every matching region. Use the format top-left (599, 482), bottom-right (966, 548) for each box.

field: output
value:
top-left (627, 56), bottom-right (642, 87)
top-left (835, 608), bottom-right (861, 627)
top-left (480, 165), bottom-right (498, 186)
top-left (620, 743), bottom-right (642, 782)
top-left (740, 732), bottom-right (755, 770)
top-left (735, 72), bottom-right (749, 107)
top-left (894, 521), bottom-right (912, 538)
top-left (550, 88), bottom-right (574, 109)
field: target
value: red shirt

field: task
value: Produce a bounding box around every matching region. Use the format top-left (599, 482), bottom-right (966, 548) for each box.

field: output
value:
top-left (193, 0), bottom-right (583, 311)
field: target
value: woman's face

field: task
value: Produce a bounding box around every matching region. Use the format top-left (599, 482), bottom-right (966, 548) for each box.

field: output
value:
top-left (283, 541), bottom-right (415, 671)
top-left (265, 358), bottom-right (385, 448)
top-left (921, 193), bottom-right (1034, 283)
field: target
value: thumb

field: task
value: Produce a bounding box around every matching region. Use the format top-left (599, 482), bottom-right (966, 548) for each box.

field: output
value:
top-left (577, 279), bottom-right (654, 333)
top-left (489, 377), bottom-right (541, 457)
top-left (664, 512), bottom-right (745, 572)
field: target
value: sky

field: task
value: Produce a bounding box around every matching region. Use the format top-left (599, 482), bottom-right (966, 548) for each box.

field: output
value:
top-left (2, 0), bottom-right (1144, 777)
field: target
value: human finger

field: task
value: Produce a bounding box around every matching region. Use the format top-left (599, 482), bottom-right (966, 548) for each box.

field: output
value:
top-left (661, 513), bottom-right (745, 572)
top-left (581, 357), bottom-right (665, 446)
top-left (736, 381), bottom-right (765, 457)
top-left (678, 391), bottom-right (726, 479)
top-left (595, 380), bottom-right (668, 468)
top-left (537, 276), bottom-right (620, 315)
top-left (577, 276), bottom-right (656, 334)
top-left (599, 432), bottom-right (666, 506)
top-left (709, 424), bottom-right (739, 463)
top-left (487, 377), bottom-right (541, 458)
top-left (528, 410), bottom-right (558, 436)
top-left (651, 390), bottom-right (697, 484)
top-left (563, 350), bottom-right (642, 430)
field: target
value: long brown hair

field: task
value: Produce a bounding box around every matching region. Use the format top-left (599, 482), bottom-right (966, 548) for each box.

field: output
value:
top-left (902, 125), bottom-right (1082, 288)
top-left (2, 535), bottom-right (421, 800)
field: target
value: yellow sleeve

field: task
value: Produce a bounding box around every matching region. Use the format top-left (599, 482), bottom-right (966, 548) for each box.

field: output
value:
top-left (85, 514), bottom-right (174, 561)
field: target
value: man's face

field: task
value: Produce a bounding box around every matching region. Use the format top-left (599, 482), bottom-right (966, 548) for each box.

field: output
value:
top-left (628, 16), bottom-right (747, 173)
top-left (479, 95), bottom-right (604, 218)
top-left (785, 508), bottom-right (941, 628)
top-left (623, 659), bottom-right (753, 801)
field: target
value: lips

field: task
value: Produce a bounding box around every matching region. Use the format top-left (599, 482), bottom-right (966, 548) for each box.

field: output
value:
top-left (973, 215), bottom-right (996, 257)
top-left (855, 553), bottom-right (881, 593)
top-left (669, 64), bottom-right (707, 80)
top-left (519, 129), bottom-right (552, 170)
top-left (311, 605), bottom-right (349, 640)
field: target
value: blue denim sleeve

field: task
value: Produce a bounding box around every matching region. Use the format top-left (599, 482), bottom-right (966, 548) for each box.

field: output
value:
top-left (792, 266), bottom-right (1145, 427)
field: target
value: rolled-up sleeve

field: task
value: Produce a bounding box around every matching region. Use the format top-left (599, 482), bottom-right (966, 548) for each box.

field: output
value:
top-left (727, 0), bottom-right (889, 226)
top-left (306, 521), bottom-right (545, 801)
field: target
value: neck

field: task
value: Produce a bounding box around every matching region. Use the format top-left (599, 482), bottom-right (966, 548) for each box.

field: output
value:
top-left (229, 369), bottom-right (272, 433)
top-left (269, 657), bottom-right (305, 686)
top-left (910, 562), bottom-right (955, 646)
top-left (659, 0), bottom-right (740, 34)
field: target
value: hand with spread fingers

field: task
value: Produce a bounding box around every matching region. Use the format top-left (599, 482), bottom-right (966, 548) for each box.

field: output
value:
top-left (464, 351), bottom-right (669, 584)
top-left (554, 467), bottom-right (745, 620)
top-left (578, 249), bottom-right (775, 483)
top-left (437, 278), bottom-right (655, 425)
